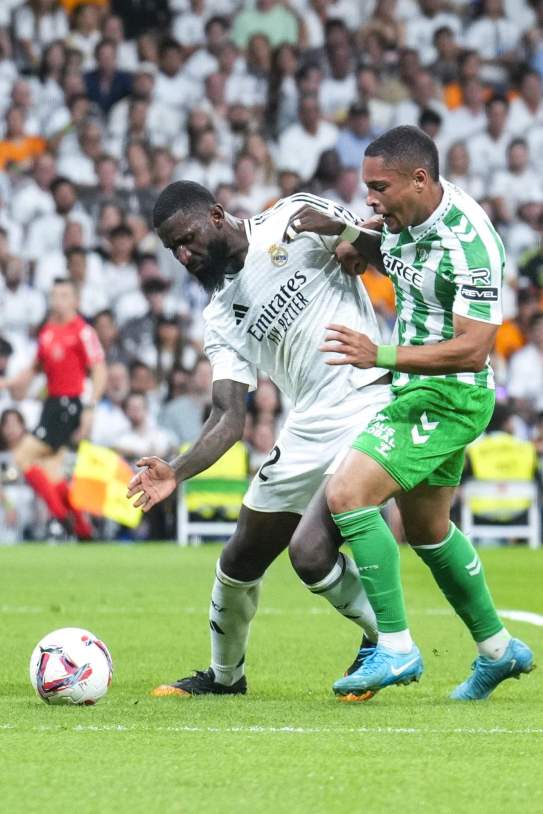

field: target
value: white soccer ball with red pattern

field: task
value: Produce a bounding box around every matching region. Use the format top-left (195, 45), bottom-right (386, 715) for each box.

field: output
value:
top-left (29, 627), bottom-right (113, 705)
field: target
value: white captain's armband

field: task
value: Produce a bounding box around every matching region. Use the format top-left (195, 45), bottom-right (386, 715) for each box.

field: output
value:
top-left (339, 224), bottom-right (383, 244)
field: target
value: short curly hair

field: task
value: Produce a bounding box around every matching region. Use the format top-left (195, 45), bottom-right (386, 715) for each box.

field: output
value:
top-left (153, 181), bottom-right (215, 229)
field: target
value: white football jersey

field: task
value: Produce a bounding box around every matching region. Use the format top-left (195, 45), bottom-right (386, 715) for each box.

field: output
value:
top-left (203, 193), bottom-right (386, 412)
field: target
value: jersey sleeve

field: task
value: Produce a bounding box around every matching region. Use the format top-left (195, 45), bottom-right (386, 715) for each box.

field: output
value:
top-left (204, 323), bottom-right (257, 391)
top-left (451, 222), bottom-right (504, 325)
top-left (79, 323), bottom-right (105, 367)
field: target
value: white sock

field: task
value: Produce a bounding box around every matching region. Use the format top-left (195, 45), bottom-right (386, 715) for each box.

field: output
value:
top-left (209, 563), bottom-right (261, 686)
top-left (378, 630), bottom-right (414, 654)
top-left (307, 553), bottom-right (378, 643)
top-left (477, 627), bottom-right (512, 660)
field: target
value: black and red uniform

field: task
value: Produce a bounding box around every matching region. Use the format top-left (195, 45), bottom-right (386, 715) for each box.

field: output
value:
top-left (34, 316), bottom-right (104, 449)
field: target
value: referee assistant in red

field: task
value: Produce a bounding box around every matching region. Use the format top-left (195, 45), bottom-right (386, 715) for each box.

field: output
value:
top-left (0, 278), bottom-right (107, 538)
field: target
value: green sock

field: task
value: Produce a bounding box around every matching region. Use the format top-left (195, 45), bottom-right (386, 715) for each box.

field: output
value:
top-left (412, 523), bottom-right (503, 642)
top-left (332, 506), bottom-right (408, 633)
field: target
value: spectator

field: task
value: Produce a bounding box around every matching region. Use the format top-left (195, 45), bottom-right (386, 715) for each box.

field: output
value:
top-left (489, 138), bottom-right (543, 223)
top-left (468, 94), bottom-right (512, 180)
top-left (391, 68), bottom-right (447, 128)
top-left (65, 2), bottom-right (101, 70)
top-left (248, 419), bottom-right (276, 476)
top-left (109, 0), bottom-right (171, 41)
top-left (10, 152), bottom-right (56, 228)
top-left (508, 312), bottom-right (543, 430)
top-left (445, 78), bottom-right (487, 143)
top-left (84, 38), bottom-right (133, 116)
top-left (509, 68), bottom-right (543, 134)
top-left (101, 223), bottom-right (138, 305)
top-left (430, 26), bottom-right (461, 85)
top-left (91, 360), bottom-right (131, 447)
top-left (464, 0), bottom-right (521, 86)
top-left (495, 288), bottom-right (540, 364)
top-left (92, 308), bottom-right (128, 365)
top-left (404, 0), bottom-right (462, 67)
top-left (445, 141), bottom-right (485, 201)
top-left (175, 126), bottom-right (234, 191)
top-left (56, 119), bottom-right (103, 185)
top-left (335, 102), bottom-right (380, 169)
top-left (319, 40), bottom-right (356, 121)
top-left (65, 246), bottom-right (108, 318)
top-left (14, 0), bottom-right (69, 69)
top-left (232, 0), bottom-right (299, 50)
top-left (114, 390), bottom-right (174, 460)
top-left (153, 38), bottom-right (199, 116)
top-left (277, 92), bottom-right (338, 181)
top-left (0, 106), bottom-right (47, 171)
top-left (0, 257), bottom-right (47, 349)
top-left (324, 166), bottom-right (370, 217)
top-left (25, 176), bottom-right (93, 262)
top-left (159, 355), bottom-right (212, 445)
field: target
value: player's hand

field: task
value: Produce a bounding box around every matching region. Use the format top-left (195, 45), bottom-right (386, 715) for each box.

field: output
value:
top-left (335, 241), bottom-right (368, 276)
top-left (319, 324), bottom-right (377, 369)
top-left (126, 456), bottom-right (177, 512)
top-left (282, 205), bottom-right (344, 242)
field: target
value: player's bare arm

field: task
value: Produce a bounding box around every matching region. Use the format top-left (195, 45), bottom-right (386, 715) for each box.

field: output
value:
top-left (282, 205), bottom-right (386, 273)
top-left (320, 314), bottom-right (498, 374)
top-left (127, 378), bottom-right (248, 511)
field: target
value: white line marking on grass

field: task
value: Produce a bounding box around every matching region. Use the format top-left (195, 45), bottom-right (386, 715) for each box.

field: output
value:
top-left (498, 609), bottom-right (543, 627)
top-left (1, 723), bottom-right (542, 736)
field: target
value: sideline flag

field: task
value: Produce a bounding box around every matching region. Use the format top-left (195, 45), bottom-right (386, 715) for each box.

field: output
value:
top-left (69, 441), bottom-right (142, 528)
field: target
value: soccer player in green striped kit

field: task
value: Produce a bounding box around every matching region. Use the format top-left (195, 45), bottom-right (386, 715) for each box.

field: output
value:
top-left (287, 126), bottom-right (534, 701)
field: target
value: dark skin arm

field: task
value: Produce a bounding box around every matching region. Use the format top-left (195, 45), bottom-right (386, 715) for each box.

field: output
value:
top-left (320, 314), bottom-right (498, 374)
top-left (126, 379), bottom-right (248, 512)
top-left (282, 205), bottom-right (386, 273)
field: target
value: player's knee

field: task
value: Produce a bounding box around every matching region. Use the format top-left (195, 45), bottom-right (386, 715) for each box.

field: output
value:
top-left (219, 539), bottom-right (267, 583)
top-left (288, 529), bottom-right (333, 585)
top-left (326, 474), bottom-right (362, 515)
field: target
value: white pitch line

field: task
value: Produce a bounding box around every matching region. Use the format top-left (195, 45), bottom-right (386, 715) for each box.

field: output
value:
top-left (1, 723), bottom-right (542, 736)
top-left (498, 609), bottom-right (543, 627)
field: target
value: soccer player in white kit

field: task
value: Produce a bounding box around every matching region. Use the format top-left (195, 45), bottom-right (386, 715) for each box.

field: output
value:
top-left (127, 181), bottom-right (391, 696)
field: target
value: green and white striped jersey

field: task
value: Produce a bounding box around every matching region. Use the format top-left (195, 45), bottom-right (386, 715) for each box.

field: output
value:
top-left (380, 177), bottom-right (505, 390)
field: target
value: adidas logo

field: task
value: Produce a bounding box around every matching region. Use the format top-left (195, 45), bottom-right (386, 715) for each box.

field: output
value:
top-left (233, 303), bottom-right (249, 325)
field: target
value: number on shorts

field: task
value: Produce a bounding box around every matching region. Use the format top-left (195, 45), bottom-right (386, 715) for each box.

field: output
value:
top-left (258, 445), bottom-right (281, 481)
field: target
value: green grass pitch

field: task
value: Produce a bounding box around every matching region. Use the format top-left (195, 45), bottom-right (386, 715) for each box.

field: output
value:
top-left (1, 543), bottom-right (542, 814)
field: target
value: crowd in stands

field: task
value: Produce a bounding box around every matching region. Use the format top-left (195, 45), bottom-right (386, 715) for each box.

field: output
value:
top-left (0, 0), bottom-right (542, 540)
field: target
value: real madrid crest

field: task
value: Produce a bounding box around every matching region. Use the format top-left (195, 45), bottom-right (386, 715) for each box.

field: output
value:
top-left (268, 243), bottom-right (288, 267)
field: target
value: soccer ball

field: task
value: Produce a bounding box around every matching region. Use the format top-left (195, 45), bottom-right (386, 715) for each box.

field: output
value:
top-left (29, 627), bottom-right (113, 705)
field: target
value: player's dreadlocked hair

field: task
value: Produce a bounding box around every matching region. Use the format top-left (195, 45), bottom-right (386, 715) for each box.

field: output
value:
top-left (153, 181), bottom-right (216, 229)
top-left (365, 126), bottom-right (440, 181)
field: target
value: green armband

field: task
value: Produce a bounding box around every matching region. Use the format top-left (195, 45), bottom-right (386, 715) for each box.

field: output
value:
top-left (376, 345), bottom-right (397, 369)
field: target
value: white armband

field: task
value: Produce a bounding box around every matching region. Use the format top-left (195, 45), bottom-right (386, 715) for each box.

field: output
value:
top-left (339, 224), bottom-right (362, 243)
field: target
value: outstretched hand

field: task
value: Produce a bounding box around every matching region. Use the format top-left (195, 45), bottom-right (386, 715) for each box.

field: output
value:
top-left (319, 324), bottom-right (378, 369)
top-left (126, 456), bottom-right (177, 512)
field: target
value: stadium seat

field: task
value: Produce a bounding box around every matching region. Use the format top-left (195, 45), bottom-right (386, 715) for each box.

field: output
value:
top-left (460, 480), bottom-right (541, 549)
top-left (176, 442), bottom-right (250, 545)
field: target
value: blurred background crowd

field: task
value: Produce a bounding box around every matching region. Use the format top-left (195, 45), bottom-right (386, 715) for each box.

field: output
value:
top-left (0, 0), bottom-right (541, 541)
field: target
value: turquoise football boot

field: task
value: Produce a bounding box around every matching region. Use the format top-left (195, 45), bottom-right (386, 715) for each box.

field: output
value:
top-left (333, 644), bottom-right (424, 702)
top-left (451, 638), bottom-right (534, 701)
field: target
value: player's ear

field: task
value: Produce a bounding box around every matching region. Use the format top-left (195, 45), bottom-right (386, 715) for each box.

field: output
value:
top-left (210, 203), bottom-right (225, 227)
top-left (413, 168), bottom-right (428, 192)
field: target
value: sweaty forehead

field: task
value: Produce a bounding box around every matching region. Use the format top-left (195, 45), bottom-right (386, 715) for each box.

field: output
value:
top-left (158, 209), bottom-right (203, 244)
top-left (362, 155), bottom-right (410, 184)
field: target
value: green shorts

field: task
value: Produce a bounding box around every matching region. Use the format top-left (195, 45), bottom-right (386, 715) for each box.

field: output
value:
top-left (352, 379), bottom-right (495, 492)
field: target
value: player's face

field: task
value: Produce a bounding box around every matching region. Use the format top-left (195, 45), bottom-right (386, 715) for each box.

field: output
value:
top-left (363, 156), bottom-right (423, 233)
top-left (158, 205), bottom-right (230, 294)
top-left (50, 284), bottom-right (78, 319)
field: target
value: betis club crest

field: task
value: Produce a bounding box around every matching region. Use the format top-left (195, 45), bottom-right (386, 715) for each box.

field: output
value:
top-left (268, 243), bottom-right (288, 267)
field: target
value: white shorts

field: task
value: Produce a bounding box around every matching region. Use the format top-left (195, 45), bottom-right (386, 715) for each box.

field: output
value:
top-left (243, 383), bottom-right (391, 515)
